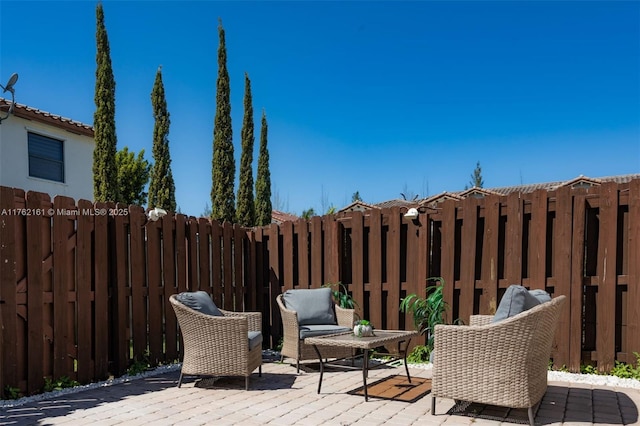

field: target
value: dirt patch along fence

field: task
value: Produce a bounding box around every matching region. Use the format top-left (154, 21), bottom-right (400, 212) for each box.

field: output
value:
top-left (0, 179), bottom-right (638, 395)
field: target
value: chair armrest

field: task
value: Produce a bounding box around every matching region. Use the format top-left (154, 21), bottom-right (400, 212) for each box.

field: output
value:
top-left (335, 305), bottom-right (356, 327)
top-left (276, 295), bottom-right (302, 343)
top-left (470, 315), bottom-right (493, 326)
top-left (221, 309), bottom-right (262, 333)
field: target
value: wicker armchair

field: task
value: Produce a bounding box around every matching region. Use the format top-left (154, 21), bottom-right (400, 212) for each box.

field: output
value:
top-left (277, 290), bottom-right (356, 372)
top-left (170, 294), bottom-right (262, 390)
top-left (431, 295), bottom-right (566, 426)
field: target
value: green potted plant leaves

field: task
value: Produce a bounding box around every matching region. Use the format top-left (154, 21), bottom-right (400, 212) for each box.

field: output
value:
top-left (399, 277), bottom-right (451, 356)
top-left (323, 282), bottom-right (358, 309)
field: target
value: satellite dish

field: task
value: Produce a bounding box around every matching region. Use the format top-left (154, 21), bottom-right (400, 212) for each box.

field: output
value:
top-left (2, 73), bottom-right (18, 93)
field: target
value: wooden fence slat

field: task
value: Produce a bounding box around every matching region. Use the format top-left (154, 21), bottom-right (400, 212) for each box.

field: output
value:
top-left (175, 214), bottom-right (187, 294)
top-left (147, 219), bottom-right (163, 365)
top-left (187, 217), bottom-right (198, 291)
top-left (310, 217), bottom-right (322, 287)
top-left (281, 222), bottom-right (294, 291)
top-left (210, 220), bottom-right (222, 302)
top-left (529, 189), bottom-right (548, 290)
top-left (52, 196), bottom-right (73, 380)
top-left (440, 200), bottom-right (456, 318)
top-left (26, 191), bottom-right (45, 394)
top-left (351, 211), bottom-right (364, 319)
top-left (234, 224), bottom-right (245, 310)
top-left (570, 194), bottom-right (587, 371)
top-left (163, 214), bottom-right (178, 361)
top-left (325, 216), bottom-right (340, 284)
top-left (627, 180), bottom-right (640, 359)
top-left (246, 229), bottom-right (258, 311)
top-left (596, 182), bottom-right (618, 371)
top-left (93, 202), bottom-right (110, 378)
top-left (253, 227), bottom-right (269, 343)
top-left (480, 196), bottom-right (500, 314)
top-left (222, 222), bottom-right (234, 310)
top-left (297, 220), bottom-right (310, 288)
top-left (198, 218), bottom-right (212, 296)
top-left (386, 207), bottom-right (401, 330)
top-left (129, 207), bottom-right (146, 363)
top-left (414, 210), bottom-right (429, 346)
top-left (368, 210), bottom-right (383, 330)
top-left (75, 200), bottom-right (93, 382)
top-left (459, 197), bottom-right (478, 324)
top-left (553, 186), bottom-right (573, 369)
top-left (268, 223), bottom-right (281, 340)
top-left (505, 192), bottom-right (523, 285)
top-left (0, 187), bottom-right (19, 392)
top-left (402, 208), bottom-right (425, 346)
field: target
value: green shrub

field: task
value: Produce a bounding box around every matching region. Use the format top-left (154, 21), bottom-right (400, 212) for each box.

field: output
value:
top-left (4, 385), bottom-right (21, 400)
top-left (406, 345), bottom-right (431, 363)
top-left (127, 359), bottom-right (150, 376)
top-left (43, 376), bottom-right (80, 393)
top-left (580, 364), bottom-right (599, 375)
top-left (609, 352), bottom-right (640, 380)
top-left (399, 277), bottom-right (452, 353)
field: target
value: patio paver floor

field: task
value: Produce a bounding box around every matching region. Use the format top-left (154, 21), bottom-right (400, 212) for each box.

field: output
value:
top-left (1, 360), bottom-right (639, 425)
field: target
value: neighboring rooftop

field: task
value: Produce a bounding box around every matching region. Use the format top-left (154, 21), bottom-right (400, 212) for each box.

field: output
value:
top-left (362, 174), bottom-right (640, 212)
top-left (271, 210), bottom-right (300, 225)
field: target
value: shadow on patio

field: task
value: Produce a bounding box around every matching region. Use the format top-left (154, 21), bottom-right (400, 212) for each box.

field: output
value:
top-left (1, 361), bottom-right (639, 426)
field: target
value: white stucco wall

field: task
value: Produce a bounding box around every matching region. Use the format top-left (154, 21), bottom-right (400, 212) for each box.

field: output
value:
top-left (0, 114), bottom-right (95, 202)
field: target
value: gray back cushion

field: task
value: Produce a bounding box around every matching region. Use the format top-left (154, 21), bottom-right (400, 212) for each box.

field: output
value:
top-left (492, 285), bottom-right (551, 323)
top-left (176, 291), bottom-right (223, 317)
top-left (282, 287), bottom-right (336, 326)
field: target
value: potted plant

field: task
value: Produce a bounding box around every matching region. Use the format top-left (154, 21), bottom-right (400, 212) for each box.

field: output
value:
top-left (353, 319), bottom-right (374, 337)
top-left (399, 277), bottom-right (452, 357)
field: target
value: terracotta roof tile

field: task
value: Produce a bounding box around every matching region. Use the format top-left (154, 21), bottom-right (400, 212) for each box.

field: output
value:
top-left (374, 199), bottom-right (418, 209)
top-left (271, 210), bottom-right (299, 224)
top-left (338, 200), bottom-right (380, 213)
top-left (0, 98), bottom-right (94, 137)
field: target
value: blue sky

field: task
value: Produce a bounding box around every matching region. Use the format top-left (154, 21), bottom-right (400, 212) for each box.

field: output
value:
top-left (1, 0), bottom-right (638, 217)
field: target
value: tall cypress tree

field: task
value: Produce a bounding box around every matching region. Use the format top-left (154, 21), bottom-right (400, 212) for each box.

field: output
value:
top-left (236, 73), bottom-right (255, 226)
top-left (148, 66), bottom-right (176, 211)
top-left (93, 3), bottom-right (118, 202)
top-left (255, 110), bottom-right (272, 226)
top-left (467, 161), bottom-right (484, 189)
top-left (211, 19), bottom-right (235, 222)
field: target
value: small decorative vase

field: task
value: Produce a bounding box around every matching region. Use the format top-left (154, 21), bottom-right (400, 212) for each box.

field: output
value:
top-left (354, 324), bottom-right (374, 337)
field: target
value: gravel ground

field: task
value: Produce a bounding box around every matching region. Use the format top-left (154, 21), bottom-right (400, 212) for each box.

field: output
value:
top-left (405, 361), bottom-right (640, 390)
top-left (1, 352), bottom-right (638, 409)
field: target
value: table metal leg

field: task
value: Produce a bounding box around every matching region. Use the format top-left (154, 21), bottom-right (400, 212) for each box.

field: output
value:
top-left (403, 338), bottom-right (413, 383)
top-left (362, 348), bottom-right (369, 401)
top-left (312, 344), bottom-right (324, 394)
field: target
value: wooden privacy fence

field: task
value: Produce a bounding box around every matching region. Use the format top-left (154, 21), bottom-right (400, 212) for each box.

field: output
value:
top-left (0, 179), bottom-right (638, 396)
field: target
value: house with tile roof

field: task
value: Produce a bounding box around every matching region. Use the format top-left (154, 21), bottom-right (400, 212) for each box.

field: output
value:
top-left (337, 174), bottom-right (640, 214)
top-left (0, 98), bottom-right (95, 202)
top-left (271, 210), bottom-right (300, 225)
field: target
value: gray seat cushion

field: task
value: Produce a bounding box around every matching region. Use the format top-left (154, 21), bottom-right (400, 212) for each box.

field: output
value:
top-left (282, 288), bottom-right (337, 326)
top-left (300, 325), bottom-right (352, 339)
top-left (492, 285), bottom-right (551, 323)
top-left (175, 291), bottom-right (223, 317)
top-left (248, 331), bottom-right (263, 350)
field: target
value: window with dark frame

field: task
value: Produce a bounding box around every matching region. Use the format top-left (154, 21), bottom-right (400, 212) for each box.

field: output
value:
top-left (28, 132), bottom-right (64, 182)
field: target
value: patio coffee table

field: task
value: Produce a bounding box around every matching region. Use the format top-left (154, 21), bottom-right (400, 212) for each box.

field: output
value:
top-left (304, 330), bottom-right (418, 401)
